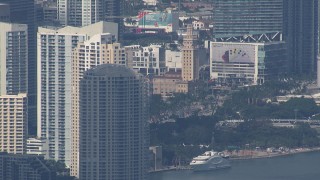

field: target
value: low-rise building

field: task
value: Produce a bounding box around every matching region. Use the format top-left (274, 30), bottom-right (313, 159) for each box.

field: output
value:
top-left (26, 138), bottom-right (47, 156)
top-left (165, 50), bottom-right (182, 72)
top-left (152, 71), bottom-right (188, 98)
top-left (125, 44), bottom-right (166, 76)
top-left (210, 32), bottom-right (287, 85)
top-left (0, 152), bottom-right (53, 180)
top-left (192, 20), bottom-right (205, 30)
top-left (143, 0), bottom-right (159, 6)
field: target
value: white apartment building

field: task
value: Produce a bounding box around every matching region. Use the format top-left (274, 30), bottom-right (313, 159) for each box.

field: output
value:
top-left (165, 50), bottom-right (182, 72)
top-left (0, 94), bottom-right (28, 155)
top-left (70, 34), bottom-right (119, 177)
top-left (125, 45), bottom-right (166, 76)
top-left (37, 21), bottom-right (118, 166)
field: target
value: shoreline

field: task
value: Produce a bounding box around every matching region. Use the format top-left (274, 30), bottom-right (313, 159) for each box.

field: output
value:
top-left (229, 147), bottom-right (320, 160)
top-left (149, 147), bottom-right (320, 173)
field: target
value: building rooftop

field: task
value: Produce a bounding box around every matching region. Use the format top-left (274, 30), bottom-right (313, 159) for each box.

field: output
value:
top-left (86, 64), bottom-right (138, 77)
top-left (38, 21), bottom-right (118, 38)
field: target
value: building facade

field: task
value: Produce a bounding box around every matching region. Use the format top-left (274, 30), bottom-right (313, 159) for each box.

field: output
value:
top-left (0, 152), bottom-right (53, 180)
top-left (125, 45), bottom-right (166, 76)
top-left (0, 23), bottom-right (28, 96)
top-left (0, 94), bottom-right (28, 155)
top-left (0, 23), bottom-right (28, 156)
top-left (212, 0), bottom-right (283, 35)
top-left (165, 50), bottom-right (182, 72)
top-left (0, 3), bottom-right (10, 22)
top-left (0, 0), bottom-right (37, 134)
top-left (79, 64), bottom-right (149, 180)
top-left (182, 25), bottom-right (199, 81)
top-left (152, 71), bottom-right (188, 98)
top-left (37, 22), bottom-right (118, 166)
top-left (70, 34), bottom-right (117, 177)
top-left (283, 0), bottom-right (319, 74)
top-left (210, 33), bottom-right (287, 85)
top-left (26, 138), bottom-right (47, 156)
top-left (58, 0), bottom-right (123, 38)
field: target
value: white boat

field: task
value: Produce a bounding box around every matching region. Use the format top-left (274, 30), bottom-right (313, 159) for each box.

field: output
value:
top-left (189, 151), bottom-right (231, 171)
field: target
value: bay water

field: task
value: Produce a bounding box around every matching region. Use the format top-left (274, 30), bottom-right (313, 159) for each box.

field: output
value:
top-left (150, 151), bottom-right (320, 180)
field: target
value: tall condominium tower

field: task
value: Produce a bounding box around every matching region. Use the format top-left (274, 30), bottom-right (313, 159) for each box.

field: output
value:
top-left (283, 0), bottom-right (319, 74)
top-left (212, 0), bottom-right (283, 35)
top-left (79, 64), bottom-right (149, 180)
top-left (70, 34), bottom-right (118, 177)
top-left (182, 25), bottom-right (199, 81)
top-left (0, 22), bottom-right (28, 155)
top-left (0, 94), bottom-right (28, 154)
top-left (0, 23), bottom-right (28, 95)
top-left (0, 0), bottom-right (37, 135)
top-left (37, 22), bottom-right (118, 166)
top-left (58, 0), bottom-right (123, 37)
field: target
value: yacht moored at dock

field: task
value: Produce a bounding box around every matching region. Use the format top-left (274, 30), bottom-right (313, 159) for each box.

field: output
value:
top-left (190, 151), bottom-right (231, 171)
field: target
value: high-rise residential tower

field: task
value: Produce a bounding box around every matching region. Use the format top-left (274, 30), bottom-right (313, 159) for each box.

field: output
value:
top-left (37, 21), bottom-right (118, 166)
top-left (58, 0), bottom-right (123, 38)
top-left (79, 64), bottom-right (149, 180)
top-left (0, 22), bottom-right (28, 155)
top-left (0, 23), bottom-right (28, 95)
top-left (283, 0), bottom-right (319, 74)
top-left (0, 94), bottom-right (28, 154)
top-left (0, 0), bottom-right (37, 135)
top-left (182, 25), bottom-right (199, 81)
top-left (70, 33), bottom-right (118, 177)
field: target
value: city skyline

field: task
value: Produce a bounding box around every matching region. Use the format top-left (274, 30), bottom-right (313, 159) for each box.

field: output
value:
top-left (0, 0), bottom-right (319, 179)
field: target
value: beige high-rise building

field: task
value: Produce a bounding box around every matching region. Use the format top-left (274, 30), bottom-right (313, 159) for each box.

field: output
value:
top-left (102, 43), bottom-right (127, 65)
top-left (71, 34), bottom-right (124, 177)
top-left (182, 25), bottom-right (199, 81)
top-left (0, 93), bottom-right (28, 154)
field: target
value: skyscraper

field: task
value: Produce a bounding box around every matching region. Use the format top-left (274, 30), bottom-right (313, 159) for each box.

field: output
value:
top-left (212, 0), bottom-right (319, 75)
top-left (0, 0), bottom-right (37, 136)
top-left (70, 33), bottom-right (118, 177)
top-left (79, 64), bottom-right (149, 180)
top-left (58, 0), bottom-right (123, 38)
top-left (0, 22), bottom-right (28, 155)
top-left (283, 0), bottom-right (319, 74)
top-left (182, 25), bottom-right (199, 81)
top-left (0, 22), bottom-right (28, 95)
top-left (212, 0), bottom-right (283, 36)
top-left (37, 21), bottom-right (118, 166)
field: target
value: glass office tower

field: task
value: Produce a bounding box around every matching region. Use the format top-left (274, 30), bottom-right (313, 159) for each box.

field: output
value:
top-left (212, 0), bottom-right (283, 35)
